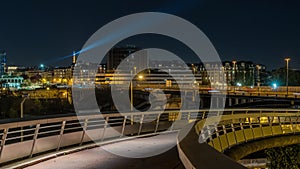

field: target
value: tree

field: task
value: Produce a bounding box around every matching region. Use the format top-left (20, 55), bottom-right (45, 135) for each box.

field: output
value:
top-left (270, 68), bottom-right (300, 86)
top-left (265, 144), bottom-right (300, 169)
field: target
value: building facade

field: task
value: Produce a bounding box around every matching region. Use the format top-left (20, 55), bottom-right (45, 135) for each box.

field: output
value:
top-left (107, 46), bottom-right (148, 73)
top-left (197, 61), bottom-right (267, 87)
top-left (53, 67), bottom-right (72, 84)
top-left (0, 75), bottom-right (23, 89)
top-left (0, 50), bottom-right (6, 76)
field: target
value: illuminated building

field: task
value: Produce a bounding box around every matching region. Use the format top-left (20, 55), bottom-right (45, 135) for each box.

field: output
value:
top-left (0, 50), bottom-right (7, 76)
top-left (107, 45), bottom-right (148, 73)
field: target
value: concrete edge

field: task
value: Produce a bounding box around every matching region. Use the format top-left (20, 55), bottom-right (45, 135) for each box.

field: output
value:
top-left (177, 123), bottom-right (247, 169)
top-left (177, 141), bottom-right (196, 169)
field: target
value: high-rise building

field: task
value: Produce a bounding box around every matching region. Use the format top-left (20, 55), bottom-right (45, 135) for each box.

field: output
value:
top-left (107, 45), bottom-right (148, 73)
top-left (0, 50), bottom-right (6, 76)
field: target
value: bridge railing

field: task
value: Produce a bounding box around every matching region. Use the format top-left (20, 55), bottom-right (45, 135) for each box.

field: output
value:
top-left (0, 109), bottom-right (205, 166)
top-left (0, 108), bottom-right (299, 166)
top-left (177, 109), bottom-right (300, 169)
top-left (195, 111), bottom-right (300, 154)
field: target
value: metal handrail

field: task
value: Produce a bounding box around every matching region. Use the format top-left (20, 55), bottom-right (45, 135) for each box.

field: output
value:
top-left (0, 108), bottom-right (299, 166)
top-left (195, 112), bottom-right (300, 153)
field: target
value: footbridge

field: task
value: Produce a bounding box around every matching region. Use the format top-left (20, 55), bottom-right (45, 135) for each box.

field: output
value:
top-left (0, 109), bottom-right (299, 168)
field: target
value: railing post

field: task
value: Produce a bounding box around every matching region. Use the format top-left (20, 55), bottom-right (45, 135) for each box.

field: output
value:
top-left (240, 123), bottom-right (247, 142)
top-left (80, 119), bottom-right (88, 146)
top-left (30, 123), bottom-right (40, 158)
top-left (131, 114), bottom-right (133, 125)
top-left (214, 127), bottom-right (223, 151)
top-left (260, 110), bottom-right (262, 116)
top-left (222, 125), bottom-right (230, 148)
top-left (57, 121), bottom-right (66, 151)
top-left (154, 114), bottom-right (161, 133)
top-left (101, 116), bottom-right (109, 141)
top-left (170, 121), bottom-right (174, 131)
top-left (231, 123), bottom-right (238, 143)
top-left (278, 116), bottom-right (283, 134)
top-left (177, 111), bottom-right (182, 120)
top-left (268, 117), bottom-right (274, 136)
top-left (248, 118), bottom-right (256, 139)
top-left (259, 121), bottom-right (264, 137)
top-left (0, 128), bottom-right (8, 158)
top-left (120, 116), bottom-right (127, 138)
top-left (290, 116), bottom-right (295, 134)
top-left (138, 114), bottom-right (144, 135)
top-left (202, 111), bottom-right (206, 119)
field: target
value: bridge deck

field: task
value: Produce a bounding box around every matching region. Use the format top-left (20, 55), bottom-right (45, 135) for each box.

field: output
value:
top-left (24, 133), bottom-right (184, 169)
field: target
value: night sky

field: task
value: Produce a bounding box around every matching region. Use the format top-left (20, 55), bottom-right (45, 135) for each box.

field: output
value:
top-left (0, 0), bottom-right (300, 70)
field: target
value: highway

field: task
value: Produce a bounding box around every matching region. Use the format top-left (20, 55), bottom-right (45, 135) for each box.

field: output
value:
top-left (25, 133), bottom-right (184, 169)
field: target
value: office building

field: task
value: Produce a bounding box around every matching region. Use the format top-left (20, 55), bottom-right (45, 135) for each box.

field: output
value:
top-left (107, 45), bottom-right (148, 73)
top-left (0, 50), bottom-right (7, 76)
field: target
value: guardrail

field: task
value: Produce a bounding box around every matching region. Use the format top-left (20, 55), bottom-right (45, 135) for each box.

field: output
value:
top-left (196, 112), bottom-right (300, 154)
top-left (0, 109), bottom-right (205, 166)
top-left (178, 109), bottom-right (300, 169)
top-left (1, 108), bottom-right (300, 167)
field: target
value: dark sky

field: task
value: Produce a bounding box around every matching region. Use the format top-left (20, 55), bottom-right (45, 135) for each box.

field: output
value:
top-left (0, 0), bottom-right (299, 70)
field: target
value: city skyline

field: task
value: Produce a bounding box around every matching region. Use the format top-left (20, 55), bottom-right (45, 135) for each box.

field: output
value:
top-left (0, 0), bottom-right (299, 69)
top-left (0, 2), bottom-right (300, 167)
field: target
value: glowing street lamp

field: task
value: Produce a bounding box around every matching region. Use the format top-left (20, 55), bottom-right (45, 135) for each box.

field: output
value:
top-left (138, 75), bottom-right (144, 80)
top-left (272, 83), bottom-right (278, 89)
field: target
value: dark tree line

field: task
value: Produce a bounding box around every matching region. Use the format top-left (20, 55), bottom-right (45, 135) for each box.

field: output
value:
top-left (270, 68), bottom-right (300, 86)
top-left (0, 95), bottom-right (74, 119)
top-left (265, 144), bottom-right (300, 169)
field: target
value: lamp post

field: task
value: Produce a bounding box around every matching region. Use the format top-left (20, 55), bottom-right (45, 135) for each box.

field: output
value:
top-left (256, 65), bottom-right (261, 94)
top-left (20, 97), bottom-right (28, 119)
top-left (232, 60), bottom-right (237, 93)
top-left (20, 95), bottom-right (28, 141)
top-left (130, 70), bottom-right (133, 112)
top-left (285, 57), bottom-right (290, 96)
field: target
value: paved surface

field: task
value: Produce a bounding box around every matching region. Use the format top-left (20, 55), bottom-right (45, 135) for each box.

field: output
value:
top-left (178, 124), bottom-right (246, 169)
top-left (25, 133), bottom-right (184, 169)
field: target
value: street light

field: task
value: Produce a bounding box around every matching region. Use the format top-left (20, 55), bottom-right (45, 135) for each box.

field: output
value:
top-left (272, 83), bottom-right (278, 89)
top-left (20, 95), bottom-right (29, 141)
top-left (130, 70), bottom-right (133, 112)
top-left (285, 57), bottom-right (290, 96)
top-left (138, 75), bottom-right (144, 80)
top-left (232, 60), bottom-right (237, 93)
top-left (20, 96), bottom-right (28, 119)
top-left (256, 65), bottom-right (262, 94)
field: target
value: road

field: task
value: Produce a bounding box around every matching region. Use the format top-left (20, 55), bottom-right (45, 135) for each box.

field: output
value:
top-left (25, 133), bottom-right (184, 169)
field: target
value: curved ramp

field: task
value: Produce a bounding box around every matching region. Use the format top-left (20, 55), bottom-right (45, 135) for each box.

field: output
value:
top-left (178, 110), bottom-right (300, 169)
